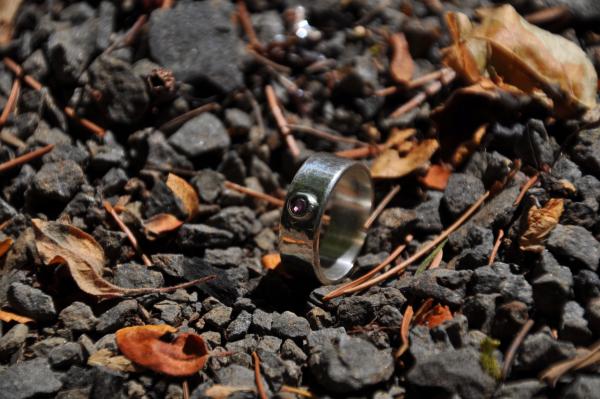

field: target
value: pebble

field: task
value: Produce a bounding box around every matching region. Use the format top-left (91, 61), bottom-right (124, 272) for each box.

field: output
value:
top-left (0, 358), bottom-right (63, 399)
top-left (207, 206), bottom-right (262, 242)
top-left (30, 160), bottom-right (86, 204)
top-left (442, 173), bottom-right (486, 219)
top-left (562, 374), bottom-right (600, 398)
top-left (49, 342), bottom-right (83, 368)
top-left (225, 310), bottom-right (252, 341)
top-left (560, 300), bottom-right (593, 345)
top-left (494, 379), bottom-right (545, 399)
top-left (271, 311), bottom-right (311, 340)
top-left (203, 306), bottom-right (233, 330)
top-left (175, 224), bottom-right (234, 251)
top-left (547, 224), bottom-right (600, 271)
top-left (514, 331), bottom-right (576, 373)
top-left (251, 309), bottom-right (273, 334)
top-left (203, 247), bottom-right (244, 269)
top-left (571, 127), bottom-right (600, 176)
top-left (46, 23), bottom-right (96, 84)
top-left (154, 300), bottom-right (182, 325)
top-left (471, 262), bottom-right (533, 305)
top-left (190, 170), bottom-right (225, 203)
top-left (168, 113), bottom-right (231, 159)
top-left (95, 299), bottom-right (139, 334)
top-left (113, 263), bottom-right (164, 288)
top-left (59, 301), bottom-right (97, 332)
top-left (0, 323), bottom-right (28, 360)
top-left (7, 282), bottom-right (57, 322)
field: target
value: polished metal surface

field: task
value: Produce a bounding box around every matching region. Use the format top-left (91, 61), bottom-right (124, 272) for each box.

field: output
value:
top-left (279, 153), bottom-right (373, 284)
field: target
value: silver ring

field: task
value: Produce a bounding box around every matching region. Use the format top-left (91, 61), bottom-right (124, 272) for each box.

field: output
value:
top-left (279, 153), bottom-right (373, 284)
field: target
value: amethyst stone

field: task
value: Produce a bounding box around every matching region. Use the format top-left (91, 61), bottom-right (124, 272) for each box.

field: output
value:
top-left (289, 196), bottom-right (308, 217)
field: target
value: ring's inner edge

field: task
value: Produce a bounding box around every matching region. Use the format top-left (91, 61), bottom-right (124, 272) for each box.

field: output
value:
top-left (318, 166), bottom-right (372, 282)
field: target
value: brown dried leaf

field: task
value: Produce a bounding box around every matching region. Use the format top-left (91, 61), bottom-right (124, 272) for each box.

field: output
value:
top-left (0, 237), bottom-right (13, 257)
top-left (0, 309), bottom-right (34, 324)
top-left (0, 0), bottom-right (23, 45)
top-left (116, 325), bottom-right (209, 377)
top-left (143, 213), bottom-right (184, 239)
top-left (422, 304), bottom-right (453, 328)
top-left (520, 198), bottom-right (564, 253)
top-left (204, 385), bottom-right (255, 399)
top-left (88, 348), bottom-right (140, 373)
top-left (442, 4), bottom-right (597, 117)
top-left (420, 164), bottom-right (452, 190)
top-left (389, 33), bottom-right (414, 84)
top-left (261, 253), bottom-right (281, 270)
top-left (32, 219), bottom-right (215, 299)
top-left (386, 128), bottom-right (416, 148)
top-left (540, 341), bottom-right (600, 387)
top-left (166, 173), bottom-right (199, 220)
top-left (371, 139), bottom-right (439, 179)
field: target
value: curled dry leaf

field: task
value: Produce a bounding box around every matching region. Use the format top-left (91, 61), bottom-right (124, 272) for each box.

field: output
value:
top-left (166, 173), bottom-right (200, 220)
top-left (520, 198), bottom-right (564, 253)
top-left (389, 33), bottom-right (414, 85)
top-left (442, 4), bottom-right (597, 117)
top-left (0, 0), bottom-right (23, 45)
top-left (0, 309), bottom-right (34, 324)
top-left (143, 213), bottom-right (184, 239)
top-left (422, 304), bottom-right (453, 328)
top-left (261, 253), bottom-right (281, 270)
top-left (88, 348), bottom-right (139, 373)
top-left (32, 219), bottom-right (215, 299)
top-left (371, 139), bottom-right (439, 179)
top-left (419, 164), bottom-right (452, 190)
top-left (116, 324), bottom-right (209, 377)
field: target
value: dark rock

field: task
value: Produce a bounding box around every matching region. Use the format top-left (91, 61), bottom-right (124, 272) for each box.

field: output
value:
top-left (31, 337), bottom-right (68, 357)
top-left (27, 122), bottom-right (71, 146)
top-left (586, 297), bottom-right (600, 334)
top-left (203, 306), bottom-right (233, 330)
top-left (89, 367), bottom-right (126, 399)
top-left (463, 294), bottom-right (497, 333)
top-left (182, 259), bottom-right (248, 306)
top-left (217, 151), bottom-right (247, 183)
top-left (151, 254), bottom-right (185, 278)
top-left (42, 144), bottom-right (88, 167)
top-left (453, 226), bottom-right (494, 269)
top-left (7, 282), bottom-right (57, 322)
top-left (406, 348), bottom-right (495, 399)
top-left (442, 173), bottom-right (486, 219)
top-left (207, 206), bottom-right (261, 242)
top-left (493, 301), bottom-right (529, 340)
top-left (378, 207), bottom-right (417, 230)
top-left (575, 270), bottom-right (600, 305)
top-left (571, 127), bottom-right (600, 176)
top-left (251, 309), bottom-right (273, 334)
top-left (96, 1), bottom-right (116, 50)
top-left (515, 120), bottom-right (558, 168)
top-left (113, 263), bottom-right (164, 288)
top-left (175, 224), bottom-right (234, 251)
top-left (413, 192), bottom-right (443, 234)
top-left (168, 113), bottom-right (230, 159)
top-left (494, 379), bottom-right (545, 399)
top-left (471, 262), bottom-right (532, 305)
top-left (30, 160), bottom-right (86, 204)
top-left (271, 311), bottom-right (311, 340)
top-left (225, 310), bottom-right (252, 341)
top-left (87, 55), bottom-right (149, 125)
top-left (190, 169), bottom-right (225, 203)
top-left (92, 226), bottom-right (128, 263)
top-left (203, 247), bottom-right (244, 269)
top-left (47, 23), bottom-right (96, 84)
top-left (0, 323), bottom-right (28, 360)
top-left (59, 301), bottom-right (97, 332)
top-left (562, 375), bottom-right (600, 398)
top-left (560, 300), bottom-right (593, 345)
top-left (336, 296), bottom-right (374, 327)
top-left (154, 300), bottom-right (182, 325)
top-left (406, 268), bottom-right (471, 307)
top-left (215, 365), bottom-right (270, 395)
top-left (547, 224), bottom-right (600, 271)
top-left (88, 143), bottom-right (127, 174)
top-left (144, 130), bottom-right (193, 171)
top-left (148, 1), bottom-right (243, 92)
top-left (100, 168), bottom-right (128, 197)
top-left (95, 299), bottom-right (139, 334)
top-left (0, 358), bottom-right (63, 399)
top-left (464, 151), bottom-right (512, 187)
top-left (552, 155), bottom-right (583, 183)
top-left (281, 339), bottom-right (307, 363)
top-left (144, 179), bottom-right (188, 220)
top-left (0, 198), bottom-right (17, 223)
top-left (514, 331), bottom-right (576, 373)
top-left (309, 334), bottom-right (394, 393)
top-left (23, 49), bottom-right (49, 81)
top-left (49, 342), bottom-right (83, 368)
top-left (225, 108), bottom-right (252, 136)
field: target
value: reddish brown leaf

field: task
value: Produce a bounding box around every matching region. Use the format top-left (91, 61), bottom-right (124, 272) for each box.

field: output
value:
top-left (143, 213), bottom-right (184, 239)
top-left (389, 33), bottom-right (414, 84)
top-left (166, 173), bottom-right (200, 220)
top-left (0, 237), bottom-right (13, 257)
top-left (116, 325), bottom-right (209, 377)
top-left (0, 309), bottom-right (34, 324)
top-left (395, 305), bottom-right (413, 358)
top-left (420, 164), bottom-right (452, 190)
top-left (520, 198), bottom-right (564, 253)
top-left (261, 253), bottom-right (281, 270)
top-left (423, 304), bottom-right (453, 328)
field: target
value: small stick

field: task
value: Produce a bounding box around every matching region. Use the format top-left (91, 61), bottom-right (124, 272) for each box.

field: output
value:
top-left (246, 89), bottom-right (265, 140)
top-left (513, 174), bottom-right (539, 206)
top-left (248, 48), bottom-right (292, 74)
top-left (429, 248), bottom-right (444, 269)
top-left (224, 180), bottom-right (285, 207)
top-left (63, 107), bottom-right (106, 138)
top-left (487, 229), bottom-right (504, 265)
top-left (182, 380), bottom-right (189, 399)
top-left (103, 201), bottom-right (152, 266)
top-left (326, 190), bottom-right (490, 298)
top-left (280, 386), bottom-right (316, 398)
top-left (265, 85), bottom-right (300, 158)
top-left (237, 1), bottom-right (262, 49)
top-left (335, 144), bottom-right (384, 159)
top-left (395, 305), bottom-right (414, 358)
top-left (0, 144), bottom-right (54, 174)
top-left (105, 15), bottom-right (147, 54)
top-left (158, 102), bottom-right (221, 133)
top-left (252, 351), bottom-right (268, 399)
top-left (364, 185), bottom-right (400, 229)
top-left (0, 79), bottom-right (20, 126)
top-left (288, 123), bottom-right (369, 147)
top-left (502, 319), bottom-right (535, 380)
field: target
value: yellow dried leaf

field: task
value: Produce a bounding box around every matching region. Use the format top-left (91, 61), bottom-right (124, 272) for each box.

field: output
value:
top-left (88, 348), bottom-right (140, 373)
top-left (0, 309), bottom-right (34, 324)
top-left (166, 173), bottom-right (200, 220)
top-left (371, 139), bottom-right (439, 179)
top-left (442, 4), bottom-right (597, 117)
top-left (520, 198), bottom-right (564, 253)
top-left (389, 33), bottom-right (414, 84)
top-left (143, 213), bottom-right (184, 239)
top-left (261, 253), bottom-right (281, 270)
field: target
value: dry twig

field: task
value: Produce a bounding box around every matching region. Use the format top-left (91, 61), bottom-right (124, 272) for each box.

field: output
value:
top-left (237, 0), bottom-right (261, 49)
top-left (488, 229), bottom-right (504, 265)
top-left (514, 174), bottom-right (539, 206)
top-left (364, 185), bottom-right (400, 229)
top-left (252, 351), bottom-right (268, 399)
top-left (224, 181), bottom-right (285, 207)
top-left (103, 201), bottom-right (152, 266)
top-left (0, 144), bottom-right (54, 174)
top-left (265, 85), bottom-right (300, 158)
top-left (0, 78), bottom-right (20, 127)
top-left (158, 102), bottom-right (221, 133)
top-left (395, 305), bottom-right (414, 358)
top-left (502, 319), bottom-right (535, 380)
top-left (288, 123), bottom-right (369, 147)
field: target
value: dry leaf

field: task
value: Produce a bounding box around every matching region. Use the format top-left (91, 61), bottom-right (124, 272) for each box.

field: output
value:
top-left (423, 304), bottom-right (453, 328)
top-left (389, 33), bottom-right (414, 84)
top-left (0, 0), bottom-right (22, 45)
top-left (0, 237), bottom-right (13, 257)
top-left (420, 164), bottom-right (452, 190)
top-left (166, 173), bottom-right (200, 220)
top-left (451, 124), bottom-right (487, 166)
top-left (0, 309), bottom-right (34, 324)
top-left (540, 341), bottom-right (600, 387)
top-left (143, 213), bottom-right (184, 239)
top-left (116, 325), bottom-right (209, 377)
top-left (371, 139), bottom-right (439, 179)
top-left (32, 219), bottom-right (215, 299)
top-left (386, 128), bottom-right (416, 148)
top-left (88, 348), bottom-right (139, 373)
top-left (442, 4), bottom-right (597, 117)
top-left (204, 385), bottom-right (255, 399)
top-left (261, 253), bottom-right (281, 270)
top-left (520, 198), bottom-right (564, 253)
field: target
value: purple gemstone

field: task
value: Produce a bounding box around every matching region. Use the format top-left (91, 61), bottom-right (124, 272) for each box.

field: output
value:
top-left (290, 196), bottom-right (308, 216)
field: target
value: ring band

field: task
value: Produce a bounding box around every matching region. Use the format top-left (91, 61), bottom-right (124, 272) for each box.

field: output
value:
top-left (279, 153), bottom-right (373, 284)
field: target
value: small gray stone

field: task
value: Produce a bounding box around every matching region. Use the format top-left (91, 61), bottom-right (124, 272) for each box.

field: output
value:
top-left (489, 379), bottom-right (544, 399)
top-left (49, 342), bottom-right (83, 368)
top-left (571, 127), bottom-right (600, 176)
top-left (0, 358), bottom-right (63, 399)
top-left (59, 301), bottom-right (97, 332)
top-left (7, 282), bottom-right (56, 322)
top-left (252, 309), bottom-right (273, 334)
top-left (256, 335), bottom-right (282, 353)
top-left (560, 301), bottom-right (593, 345)
top-left (168, 113), bottom-right (230, 159)
top-left (215, 365), bottom-right (269, 395)
top-left (0, 324), bottom-right (28, 360)
top-left (176, 224), bottom-right (234, 251)
top-left (190, 169), bottom-right (225, 203)
top-left (31, 337), bottom-right (68, 357)
top-left (30, 160), bottom-right (86, 203)
top-left (272, 311), bottom-right (311, 340)
top-left (203, 247), bottom-right (244, 269)
top-left (443, 173), bottom-right (485, 219)
top-left (207, 206), bottom-right (261, 242)
top-left (203, 306), bottom-right (232, 330)
top-left (154, 300), bottom-right (182, 325)
top-left (515, 332), bottom-right (576, 373)
top-left (225, 310), bottom-right (252, 341)
top-left (562, 374), bottom-right (600, 398)
top-left (547, 224), bottom-right (600, 271)
top-left (96, 300), bottom-right (139, 334)
top-left (47, 23), bottom-right (96, 84)
top-left (113, 263), bottom-right (164, 288)
top-left (281, 339), bottom-right (307, 363)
